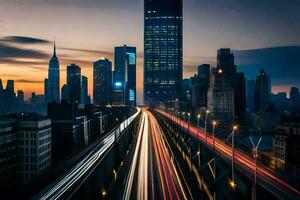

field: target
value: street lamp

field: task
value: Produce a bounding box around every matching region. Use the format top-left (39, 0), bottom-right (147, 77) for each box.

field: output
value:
top-left (205, 110), bottom-right (210, 147)
top-left (212, 120), bottom-right (217, 200)
top-left (249, 136), bottom-right (262, 200)
top-left (197, 114), bottom-right (201, 167)
top-left (230, 125), bottom-right (238, 189)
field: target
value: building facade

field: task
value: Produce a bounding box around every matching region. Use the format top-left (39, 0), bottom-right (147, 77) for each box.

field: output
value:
top-left (113, 45), bottom-right (136, 106)
top-left (208, 49), bottom-right (246, 126)
top-left (18, 116), bottom-right (51, 184)
top-left (93, 58), bottom-right (112, 106)
top-left (144, 0), bottom-right (183, 106)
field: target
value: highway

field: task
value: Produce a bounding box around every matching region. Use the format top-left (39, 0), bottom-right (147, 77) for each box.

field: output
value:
top-left (33, 108), bottom-right (141, 200)
top-left (123, 110), bottom-right (192, 200)
top-left (157, 110), bottom-right (300, 200)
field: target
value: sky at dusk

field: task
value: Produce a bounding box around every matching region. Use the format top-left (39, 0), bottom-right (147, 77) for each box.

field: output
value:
top-left (0, 0), bottom-right (300, 104)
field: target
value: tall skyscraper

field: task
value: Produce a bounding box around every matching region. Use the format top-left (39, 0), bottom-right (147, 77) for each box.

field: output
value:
top-left (93, 58), bottom-right (112, 106)
top-left (254, 69), bottom-right (271, 112)
top-left (67, 64), bottom-right (81, 103)
top-left (48, 42), bottom-right (60, 102)
top-left (81, 75), bottom-right (89, 104)
top-left (144, 0), bottom-right (183, 106)
top-left (113, 45), bottom-right (136, 106)
top-left (208, 49), bottom-right (246, 126)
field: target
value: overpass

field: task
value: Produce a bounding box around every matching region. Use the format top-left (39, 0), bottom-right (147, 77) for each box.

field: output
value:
top-left (155, 109), bottom-right (300, 200)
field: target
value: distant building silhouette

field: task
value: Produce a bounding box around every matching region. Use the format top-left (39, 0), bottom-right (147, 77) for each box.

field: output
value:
top-left (81, 75), bottom-right (89, 104)
top-left (254, 69), bottom-right (271, 112)
top-left (290, 86), bottom-right (300, 111)
top-left (61, 84), bottom-right (69, 101)
top-left (47, 42), bottom-right (60, 102)
top-left (67, 64), bottom-right (81, 103)
top-left (93, 58), bottom-right (112, 106)
top-left (144, 0), bottom-right (183, 106)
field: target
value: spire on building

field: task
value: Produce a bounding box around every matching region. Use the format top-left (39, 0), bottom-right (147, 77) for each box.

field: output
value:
top-left (53, 41), bottom-right (56, 57)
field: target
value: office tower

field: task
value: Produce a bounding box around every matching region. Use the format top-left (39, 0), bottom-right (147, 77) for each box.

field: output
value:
top-left (67, 64), bottom-right (81, 103)
top-left (18, 115), bottom-right (52, 184)
top-left (44, 78), bottom-right (49, 102)
top-left (81, 75), bottom-right (89, 104)
top-left (247, 80), bottom-right (255, 112)
top-left (254, 69), bottom-right (271, 112)
top-left (93, 58), bottom-right (112, 106)
top-left (144, 0), bottom-right (183, 106)
top-left (61, 84), bottom-right (69, 101)
top-left (208, 48), bottom-right (246, 126)
top-left (113, 45), bottom-right (136, 106)
top-left (48, 42), bottom-right (60, 102)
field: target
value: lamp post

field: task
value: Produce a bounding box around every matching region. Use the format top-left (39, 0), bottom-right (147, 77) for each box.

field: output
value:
top-left (187, 113), bottom-right (192, 175)
top-left (197, 114), bottom-right (201, 167)
top-left (249, 136), bottom-right (262, 200)
top-left (205, 110), bottom-right (210, 147)
top-left (230, 125), bottom-right (238, 189)
top-left (212, 121), bottom-right (217, 200)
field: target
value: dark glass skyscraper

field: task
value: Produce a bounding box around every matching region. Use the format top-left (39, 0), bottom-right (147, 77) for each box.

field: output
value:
top-left (48, 42), bottom-right (60, 102)
top-left (113, 45), bottom-right (136, 106)
top-left (144, 0), bottom-right (183, 106)
top-left (67, 64), bottom-right (81, 103)
top-left (93, 58), bottom-right (112, 106)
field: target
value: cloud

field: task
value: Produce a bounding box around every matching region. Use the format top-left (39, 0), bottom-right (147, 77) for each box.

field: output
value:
top-left (0, 36), bottom-right (50, 44)
top-left (15, 79), bottom-right (44, 84)
top-left (0, 43), bottom-right (49, 59)
top-left (60, 47), bottom-right (113, 56)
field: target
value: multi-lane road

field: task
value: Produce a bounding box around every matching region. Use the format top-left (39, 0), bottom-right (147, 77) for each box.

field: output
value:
top-left (157, 110), bottom-right (300, 200)
top-left (123, 110), bottom-right (192, 200)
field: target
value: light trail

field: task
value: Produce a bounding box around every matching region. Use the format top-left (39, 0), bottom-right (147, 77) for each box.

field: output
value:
top-left (157, 110), bottom-right (300, 199)
top-left (123, 111), bottom-right (147, 200)
top-left (148, 111), bottom-right (188, 200)
top-left (34, 108), bottom-right (141, 200)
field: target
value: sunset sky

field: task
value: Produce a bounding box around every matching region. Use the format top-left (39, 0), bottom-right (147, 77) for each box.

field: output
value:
top-left (0, 0), bottom-right (299, 104)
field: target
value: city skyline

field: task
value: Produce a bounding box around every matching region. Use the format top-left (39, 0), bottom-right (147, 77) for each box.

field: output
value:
top-left (0, 0), bottom-right (300, 104)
